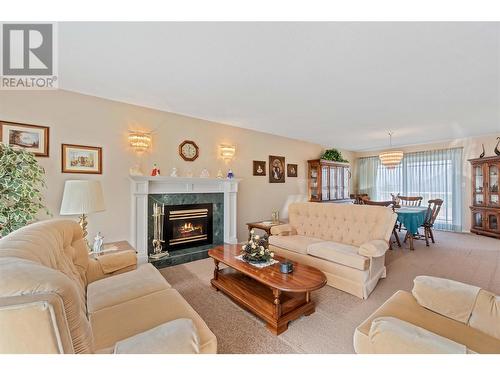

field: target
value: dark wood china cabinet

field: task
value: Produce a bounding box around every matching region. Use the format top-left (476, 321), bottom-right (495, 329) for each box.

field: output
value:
top-left (469, 155), bottom-right (500, 239)
top-left (307, 159), bottom-right (352, 203)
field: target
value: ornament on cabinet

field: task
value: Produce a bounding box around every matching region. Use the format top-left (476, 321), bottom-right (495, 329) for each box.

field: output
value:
top-left (216, 169), bottom-right (224, 179)
top-left (170, 167), bottom-right (178, 177)
top-left (200, 168), bottom-right (210, 178)
top-left (227, 169), bottom-right (234, 179)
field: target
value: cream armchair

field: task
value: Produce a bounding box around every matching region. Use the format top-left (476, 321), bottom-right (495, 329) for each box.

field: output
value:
top-left (0, 219), bottom-right (217, 354)
top-left (269, 202), bottom-right (397, 299)
top-left (354, 276), bottom-right (500, 353)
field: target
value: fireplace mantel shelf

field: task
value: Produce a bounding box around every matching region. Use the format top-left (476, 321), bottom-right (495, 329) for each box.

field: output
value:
top-left (130, 175), bottom-right (242, 184)
top-left (129, 175), bottom-right (241, 263)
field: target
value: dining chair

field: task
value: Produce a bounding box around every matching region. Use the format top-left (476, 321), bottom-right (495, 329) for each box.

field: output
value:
top-left (415, 199), bottom-right (444, 246)
top-left (396, 194), bottom-right (423, 207)
top-left (360, 198), bottom-right (401, 249)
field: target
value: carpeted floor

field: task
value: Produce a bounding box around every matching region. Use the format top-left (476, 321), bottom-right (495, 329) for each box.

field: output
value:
top-left (159, 231), bottom-right (500, 354)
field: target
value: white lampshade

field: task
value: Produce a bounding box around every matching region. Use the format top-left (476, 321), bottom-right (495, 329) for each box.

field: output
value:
top-left (60, 180), bottom-right (105, 215)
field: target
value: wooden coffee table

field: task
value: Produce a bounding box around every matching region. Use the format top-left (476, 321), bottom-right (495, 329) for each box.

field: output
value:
top-left (208, 244), bottom-right (327, 335)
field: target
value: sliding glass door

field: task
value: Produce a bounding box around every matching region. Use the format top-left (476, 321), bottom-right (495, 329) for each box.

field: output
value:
top-left (358, 148), bottom-right (463, 231)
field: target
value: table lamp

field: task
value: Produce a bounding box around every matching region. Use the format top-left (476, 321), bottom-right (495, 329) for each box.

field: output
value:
top-left (60, 180), bottom-right (105, 246)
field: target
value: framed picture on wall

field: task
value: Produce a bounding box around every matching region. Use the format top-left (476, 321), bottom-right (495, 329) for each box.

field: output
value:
top-left (269, 155), bottom-right (285, 183)
top-left (62, 144), bottom-right (102, 174)
top-left (0, 120), bottom-right (50, 157)
top-left (253, 160), bottom-right (266, 176)
top-left (287, 164), bottom-right (298, 177)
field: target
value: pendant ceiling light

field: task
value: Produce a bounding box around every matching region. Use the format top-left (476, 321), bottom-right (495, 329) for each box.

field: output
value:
top-left (379, 131), bottom-right (403, 168)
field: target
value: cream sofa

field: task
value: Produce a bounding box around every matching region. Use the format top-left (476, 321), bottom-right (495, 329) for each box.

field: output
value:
top-left (353, 276), bottom-right (500, 353)
top-left (0, 219), bottom-right (217, 354)
top-left (269, 202), bottom-right (397, 299)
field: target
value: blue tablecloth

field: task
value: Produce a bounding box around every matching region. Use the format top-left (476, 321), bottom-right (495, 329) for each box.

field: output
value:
top-left (395, 207), bottom-right (428, 235)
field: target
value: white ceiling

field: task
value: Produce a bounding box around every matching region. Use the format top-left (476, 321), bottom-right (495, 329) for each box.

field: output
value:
top-left (59, 22), bottom-right (500, 151)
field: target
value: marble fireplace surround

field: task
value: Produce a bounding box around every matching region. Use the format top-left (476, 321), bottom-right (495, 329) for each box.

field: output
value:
top-left (130, 176), bottom-right (241, 263)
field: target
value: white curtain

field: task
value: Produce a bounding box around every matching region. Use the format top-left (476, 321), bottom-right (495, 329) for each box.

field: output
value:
top-left (357, 147), bottom-right (463, 232)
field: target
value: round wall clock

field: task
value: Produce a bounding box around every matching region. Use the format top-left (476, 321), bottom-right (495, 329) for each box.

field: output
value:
top-left (179, 140), bottom-right (199, 161)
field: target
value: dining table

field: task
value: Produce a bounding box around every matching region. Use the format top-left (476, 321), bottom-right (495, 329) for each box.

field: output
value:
top-left (394, 206), bottom-right (428, 250)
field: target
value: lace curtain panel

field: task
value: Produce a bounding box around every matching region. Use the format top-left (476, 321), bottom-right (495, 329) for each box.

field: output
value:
top-left (358, 147), bottom-right (463, 231)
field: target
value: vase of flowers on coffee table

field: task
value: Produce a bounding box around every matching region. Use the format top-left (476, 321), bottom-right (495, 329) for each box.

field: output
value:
top-left (239, 230), bottom-right (276, 266)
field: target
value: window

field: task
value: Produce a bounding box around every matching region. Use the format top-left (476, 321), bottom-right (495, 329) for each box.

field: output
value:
top-left (358, 148), bottom-right (463, 231)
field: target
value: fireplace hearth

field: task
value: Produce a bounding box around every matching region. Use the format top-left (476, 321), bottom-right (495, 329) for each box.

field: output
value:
top-left (165, 204), bottom-right (213, 251)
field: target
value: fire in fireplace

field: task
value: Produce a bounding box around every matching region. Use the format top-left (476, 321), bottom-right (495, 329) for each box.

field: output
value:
top-left (164, 203), bottom-right (213, 251)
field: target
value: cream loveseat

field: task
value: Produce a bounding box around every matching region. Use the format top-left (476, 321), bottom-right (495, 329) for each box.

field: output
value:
top-left (0, 219), bottom-right (217, 354)
top-left (269, 202), bottom-right (397, 299)
top-left (353, 276), bottom-right (500, 353)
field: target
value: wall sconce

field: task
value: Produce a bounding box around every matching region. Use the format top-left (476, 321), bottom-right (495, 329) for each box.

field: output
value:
top-left (219, 144), bottom-right (236, 162)
top-left (128, 131), bottom-right (152, 153)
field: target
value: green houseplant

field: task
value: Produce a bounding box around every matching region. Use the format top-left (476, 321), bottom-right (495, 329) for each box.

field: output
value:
top-left (0, 144), bottom-right (48, 237)
top-left (321, 148), bottom-right (349, 163)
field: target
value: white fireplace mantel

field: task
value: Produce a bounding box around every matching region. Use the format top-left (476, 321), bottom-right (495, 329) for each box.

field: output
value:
top-left (129, 175), bottom-right (241, 262)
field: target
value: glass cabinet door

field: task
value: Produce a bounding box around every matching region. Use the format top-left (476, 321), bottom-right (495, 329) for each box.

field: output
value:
top-left (336, 167), bottom-right (343, 200)
top-left (488, 164), bottom-right (499, 207)
top-left (309, 164), bottom-right (319, 200)
top-left (472, 211), bottom-right (484, 229)
top-left (473, 165), bottom-right (484, 205)
top-left (321, 166), bottom-right (330, 201)
top-left (329, 167), bottom-right (337, 199)
top-left (487, 213), bottom-right (499, 232)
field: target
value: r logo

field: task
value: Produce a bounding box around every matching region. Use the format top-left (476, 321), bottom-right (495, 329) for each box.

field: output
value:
top-left (2, 24), bottom-right (53, 75)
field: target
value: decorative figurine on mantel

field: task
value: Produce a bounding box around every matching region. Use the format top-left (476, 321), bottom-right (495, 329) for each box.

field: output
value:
top-left (170, 167), bottom-right (178, 177)
top-left (227, 169), bottom-right (234, 179)
top-left (151, 163), bottom-right (161, 176)
top-left (129, 164), bottom-right (144, 176)
top-left (216, 169), bottom-right (224, 179)
top-left (200, 168), bottom-right (210, 178)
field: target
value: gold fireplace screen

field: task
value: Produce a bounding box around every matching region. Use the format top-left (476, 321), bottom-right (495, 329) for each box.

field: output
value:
top-left (168, 208), bottom-right (209, 246)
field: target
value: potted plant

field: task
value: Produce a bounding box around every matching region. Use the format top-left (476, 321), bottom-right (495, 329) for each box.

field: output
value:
top-left (320, 148), bottom-right (349, 163)
top-left (0, 144), bottom-right (49, 237)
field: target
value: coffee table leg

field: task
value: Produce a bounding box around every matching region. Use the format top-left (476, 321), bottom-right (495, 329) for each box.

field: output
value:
top-left (273, 288), bottom-right (282, 319)
top-left (213, 259), bottom-right (220, 280)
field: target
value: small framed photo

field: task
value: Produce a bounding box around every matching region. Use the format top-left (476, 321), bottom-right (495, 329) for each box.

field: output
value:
top-left (253, 160), bottom-right (266, 176)
top-left (62, 144), bottom-right (102, 174)
top-left (269, 155), bottom-right (285, 183)
top-left (287, 164), bottom-right (298, 177)
top-left (0, 120), bottom-right (49, 157)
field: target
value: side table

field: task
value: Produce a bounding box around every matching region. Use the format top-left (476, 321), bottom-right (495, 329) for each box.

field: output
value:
top-left (90, 240), bottom-right (136, 258)
top-left (246, 221), bottom-right (287, 238)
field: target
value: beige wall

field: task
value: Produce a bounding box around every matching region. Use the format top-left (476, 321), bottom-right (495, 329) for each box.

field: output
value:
top-left (352, 134), bottom-right (500, 231)
top-left (0, 90), bottom-right (354, 243)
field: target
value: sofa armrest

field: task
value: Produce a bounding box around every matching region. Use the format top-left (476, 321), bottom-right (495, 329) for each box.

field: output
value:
top-left (412, 276), bottom-right (481, 324)
top-left (270, 224), bottom-right (297, 236)
top-left (114, 318), bottom-right (200, 354)
top-left (86, 250), bottom-right (137, 284)
top-left (369, 317), bottom-right (467, 354)
top-left (358, 239), bottom-right (388, 258)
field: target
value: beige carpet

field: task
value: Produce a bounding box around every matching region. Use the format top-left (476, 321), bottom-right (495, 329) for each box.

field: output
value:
top-left (159, 231), bottom-right (500, 354)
